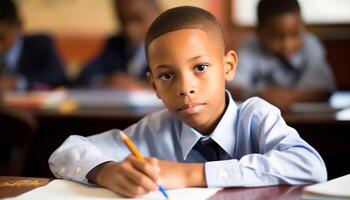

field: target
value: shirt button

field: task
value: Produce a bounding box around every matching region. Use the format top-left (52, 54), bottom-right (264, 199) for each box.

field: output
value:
top-left (75, 166), bottom-right (82, 174)
top-left (59, 167), bottom-right (65, 176)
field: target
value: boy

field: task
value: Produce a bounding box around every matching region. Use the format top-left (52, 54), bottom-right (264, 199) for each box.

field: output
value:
top-left (230, 0), bottom-right (335, 111)
top-left (0, 0), bottom-right (67, 91)
top-left (49, 6), bottom-right (327, 198)
top-left (75, 0), bottom-right (160, 90)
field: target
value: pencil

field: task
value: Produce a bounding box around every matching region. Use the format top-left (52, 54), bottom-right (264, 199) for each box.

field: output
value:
top-left (118, 131), bottom-right (169, 199)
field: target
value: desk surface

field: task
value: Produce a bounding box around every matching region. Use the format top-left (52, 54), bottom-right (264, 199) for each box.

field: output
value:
top-left (0, 176), bottom-right (304, 199)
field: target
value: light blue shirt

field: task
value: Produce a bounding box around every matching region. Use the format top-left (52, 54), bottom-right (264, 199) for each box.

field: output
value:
top-left (49, 92), bottom-right (327, 188)
top-left (231, 32), bottom-right (335, 93)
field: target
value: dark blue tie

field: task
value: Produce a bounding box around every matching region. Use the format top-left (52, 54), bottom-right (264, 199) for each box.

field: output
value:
top-left (193, 137), bottom-right (221, 161)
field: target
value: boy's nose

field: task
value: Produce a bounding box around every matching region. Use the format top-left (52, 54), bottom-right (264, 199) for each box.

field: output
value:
top-left (176, 75), bottom-right (196, 97)
top-left (177, 89), bottom-right (195, 96)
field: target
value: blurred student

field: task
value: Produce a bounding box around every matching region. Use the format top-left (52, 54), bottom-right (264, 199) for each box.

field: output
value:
top-left (0, 0), bottom-right (67, 91)
top-left (75, 0), bottom-right (160, 90)
top-left (230, 0), bottom-right (335, 111)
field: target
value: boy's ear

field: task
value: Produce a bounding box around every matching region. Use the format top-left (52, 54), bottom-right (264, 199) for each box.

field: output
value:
top-left (223, 50), bottom-right (237, 81)
top-left (146, 71), bottom-right (161, 99)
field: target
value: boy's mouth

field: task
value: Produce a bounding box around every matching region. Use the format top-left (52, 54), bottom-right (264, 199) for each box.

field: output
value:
top-left (177, 103), bottom-right (206, 114)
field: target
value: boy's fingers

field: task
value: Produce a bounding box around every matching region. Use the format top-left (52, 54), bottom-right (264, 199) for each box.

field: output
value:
top-left (127, 156), bottom-right (160, 182)
top-left (120, 162), bottom-right (158, 192)
top-left (146, 157), bottom-right (159, 167)
top-left (111, 175), bottom-right (147, 197)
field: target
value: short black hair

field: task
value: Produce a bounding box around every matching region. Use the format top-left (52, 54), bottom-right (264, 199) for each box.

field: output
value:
top-left (257, 0), bottom-right (301, 27)
top-left (0, 0), bottom-right (19, 24)
top-left (145, 6), bottom-right (224, 60)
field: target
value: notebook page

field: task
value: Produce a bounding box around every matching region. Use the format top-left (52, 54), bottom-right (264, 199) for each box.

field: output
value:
top-left (5, 179), bottom-right (221, 200)
top-left (303, 174), bottom-right (350, 199)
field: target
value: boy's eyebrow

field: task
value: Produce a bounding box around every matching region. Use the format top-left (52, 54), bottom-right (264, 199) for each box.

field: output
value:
top-left (153, 55), bottom-right (207, 71)
top-left (188, 55), bottom-right (205, 62)
top-left (154, 64), bottom-right (173, 71)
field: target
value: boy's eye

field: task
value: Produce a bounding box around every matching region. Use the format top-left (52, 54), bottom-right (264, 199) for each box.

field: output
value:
top-left (195, 64), bottom-right (208, 72)
top-left (159, 72), bottom-right (174, 80)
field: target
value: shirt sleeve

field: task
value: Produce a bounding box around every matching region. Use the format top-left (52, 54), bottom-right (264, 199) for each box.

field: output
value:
top-left (48, 130), bottom-right (125, 184)
top-left (205, 98), bottom-right (327, 187)
top-left (48, 110), bottom-right (173, 184)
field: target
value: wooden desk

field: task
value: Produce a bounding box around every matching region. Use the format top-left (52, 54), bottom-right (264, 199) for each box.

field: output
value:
top-left (0, 176), bottom-right (51, 198)
top-left (0, 176), bottom-right (303, 199)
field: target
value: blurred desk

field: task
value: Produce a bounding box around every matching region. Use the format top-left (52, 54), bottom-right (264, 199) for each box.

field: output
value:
top-left (285, 102), bottom-right (350, 180)
top-left (2, 91), bottom-right (350, 180)
top-left (0, 176), bottom-right (303, 199)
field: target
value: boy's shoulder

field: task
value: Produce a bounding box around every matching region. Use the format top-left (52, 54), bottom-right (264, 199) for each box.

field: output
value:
top-left (303, 32), bottom-right (325, 52)
top-left (238, 97), bottom-right (281, 118)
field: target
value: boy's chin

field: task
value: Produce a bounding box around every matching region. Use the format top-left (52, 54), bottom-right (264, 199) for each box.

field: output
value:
top-left (178, 114), bottom-right (212, 131)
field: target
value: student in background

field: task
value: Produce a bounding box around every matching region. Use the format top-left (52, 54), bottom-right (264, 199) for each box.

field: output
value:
top-left (50, 6), bottom-right (326, 198)
top-left (75, 0), bottom-right (160, 90)
top-left (230, 0), bottom-right (335, 111)
top-left (0, 0), bottom-right (67, 91)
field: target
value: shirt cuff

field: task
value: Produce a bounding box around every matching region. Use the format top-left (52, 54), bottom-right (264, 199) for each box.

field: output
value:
top-left (205, 159), bottom-right (243, 188)
top-left (56, 154), bottom-right (114, 184)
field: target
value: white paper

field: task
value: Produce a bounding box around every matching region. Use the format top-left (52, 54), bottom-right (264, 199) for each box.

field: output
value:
top-left (5, 180), bottom-right (221, 200)
top-left (303, 174), bottom-right (350, 199)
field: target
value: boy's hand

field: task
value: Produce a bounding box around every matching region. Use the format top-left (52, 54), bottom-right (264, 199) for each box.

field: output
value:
top-left (87, 155), bottom-right (160, 197)
top-left (158, 160), bottom-right (206, 189)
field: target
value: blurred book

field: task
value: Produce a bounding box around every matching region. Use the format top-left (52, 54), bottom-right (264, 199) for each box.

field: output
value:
top-left (67, 89), bottom-right (163, 108)
top-left (2, 89), bottom-right (163, 110)
top-left (330, 91), bottom-right (350, 109)
top-left (3, 91), bottom-right (66, 109)
top-left (303, 174), bottom-right (350, 200)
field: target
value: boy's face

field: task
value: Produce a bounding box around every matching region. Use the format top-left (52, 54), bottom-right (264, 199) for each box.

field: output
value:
top-left (147, 29), bottom-right (237, 134)
top-left (258, 11), bottom-right (304, 60)
top-left (0, 22), bottom-right (21, 54)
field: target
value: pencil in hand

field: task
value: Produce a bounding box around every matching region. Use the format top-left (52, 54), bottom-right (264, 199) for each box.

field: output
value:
top-left (118, 131), bottom-right (169, 199)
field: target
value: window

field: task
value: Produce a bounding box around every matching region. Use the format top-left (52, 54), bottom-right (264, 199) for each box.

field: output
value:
top-left (232, 0), bottom-right (350, 26)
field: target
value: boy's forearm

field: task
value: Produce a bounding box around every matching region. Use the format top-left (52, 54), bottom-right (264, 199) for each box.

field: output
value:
top-left (184, 163), bottom-right (207, 187)
top-left (88, 160), bottom-right (207, 188)
top-left (159, 160), bottom-right (206, 188)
